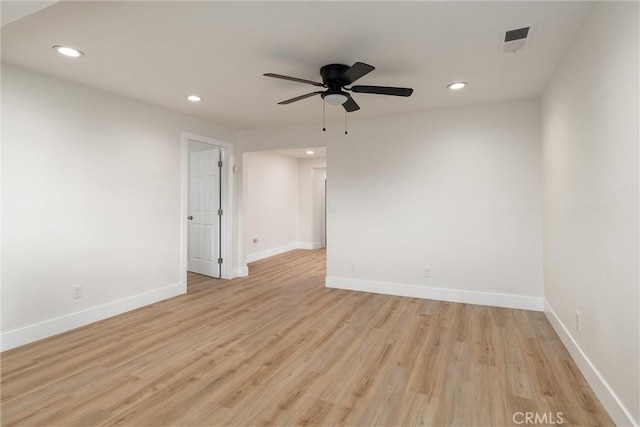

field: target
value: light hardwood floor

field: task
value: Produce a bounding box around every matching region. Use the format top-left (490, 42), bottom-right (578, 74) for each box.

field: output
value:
top-left (2, 249), bottom-right (613, 426)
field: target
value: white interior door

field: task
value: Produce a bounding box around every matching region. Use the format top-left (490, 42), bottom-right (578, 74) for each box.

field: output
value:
top-left (188, 148), bottom-right (221, 278)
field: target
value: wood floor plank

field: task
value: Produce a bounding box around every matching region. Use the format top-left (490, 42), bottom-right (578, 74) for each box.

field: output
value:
top-left (1, 249), bottom-right (613, 426)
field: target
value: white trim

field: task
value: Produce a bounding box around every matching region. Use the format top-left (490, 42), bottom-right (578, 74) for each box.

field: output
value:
top-left (1, 283), bottom-right (183, 351)
top-left (181, 132), bottom-right (235, 280)
top-left (325, 276), bottom-right (543, 311)
top-left (247, 243), bottom-right (298, 263)
top-left (236, 266), bottom-right (249, 277)
top-left (544, 301), bottom-right (638, 427)
top-left (246, 242), bottom-right (324, 264)
top-left (297, 242), bottom-right (326, 250)
top-left (180, 137), bottom-right (189, 291)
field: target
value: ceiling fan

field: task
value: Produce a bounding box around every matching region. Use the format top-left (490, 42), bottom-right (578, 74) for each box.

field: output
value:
top-left (264, 62), bottom-right (413, 113)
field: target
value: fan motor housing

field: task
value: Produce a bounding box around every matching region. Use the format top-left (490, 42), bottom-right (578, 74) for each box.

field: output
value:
top-left (320, 64), bottom-right (350, 84)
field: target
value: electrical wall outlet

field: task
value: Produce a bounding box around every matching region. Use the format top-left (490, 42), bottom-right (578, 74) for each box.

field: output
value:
top-left (73, 285), bottom-right (83, 299)
top-left (423, 266), bottom-right (431, 278)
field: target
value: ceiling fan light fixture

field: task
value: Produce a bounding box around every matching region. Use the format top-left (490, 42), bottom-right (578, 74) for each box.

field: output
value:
top-left (447, 81), bottom-right (467, 90)
top-left (324, 93), bottom-right (348, 105)
top-left (265, 62), bottom-right (412, 116)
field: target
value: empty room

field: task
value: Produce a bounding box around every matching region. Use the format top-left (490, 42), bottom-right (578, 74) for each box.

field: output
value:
top-left (1, 1), bottom-right (638, 426)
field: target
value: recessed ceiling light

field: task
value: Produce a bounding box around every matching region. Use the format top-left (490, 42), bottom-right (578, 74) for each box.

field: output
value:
top-left (447, 82), bottom-right (467, 90)
top-left (53, 45), bottom-right (83, 58)
top-left (306, 151), bottom-right (314, 155)
top-left (186, 95), bottom-right (202, 102)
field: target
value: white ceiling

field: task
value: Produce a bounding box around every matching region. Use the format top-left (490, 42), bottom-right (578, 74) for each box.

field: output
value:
top-left (1, 1), bottom-right (593, 130)
top-left (0, 1), bottom-right (56, 26)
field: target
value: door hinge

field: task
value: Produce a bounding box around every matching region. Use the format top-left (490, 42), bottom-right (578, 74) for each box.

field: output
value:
top-left (217, 257), bottom-right (223, 264)
top-left (218, 160), bottom-right (223, 168)
top-left (218, 209), bottom-right (223, 216)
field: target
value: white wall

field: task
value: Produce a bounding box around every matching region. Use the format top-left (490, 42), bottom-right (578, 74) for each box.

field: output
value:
top-left (1, 64), bottom-right (237, 350)
top-left (240, 98), bottom-right (544, 310)
top-left (298, 157), bottom-right (326, 248)
top-left (540, 2), bottom-right (639, 425)
top-left (244, 151), bottom-right (299, 262)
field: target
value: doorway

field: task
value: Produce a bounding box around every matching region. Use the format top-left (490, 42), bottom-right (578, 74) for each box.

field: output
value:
top-left (243, 147), bottom-right (327, 267)
top-left (313, 167), bottom-right (327, 248)
top-left (181, 132), bottom-right (233, 287)
top-left (188, 144), bottom-right (222, 278)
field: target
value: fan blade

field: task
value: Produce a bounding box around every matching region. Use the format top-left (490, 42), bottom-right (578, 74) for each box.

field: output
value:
top-left (338, 62), bottom-right (375, 85)
top-left (264, 73), bottom-right (324, 87)
top-left (343, 95), bottom-right (360, 112)
top-left (278, 91), bottom-right (324, 105)
top-left (350, 85), bottom-right (413, 97)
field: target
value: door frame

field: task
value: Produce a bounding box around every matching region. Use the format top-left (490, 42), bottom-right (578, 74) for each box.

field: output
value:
top-left (181, 132), bottom-right (234, 289)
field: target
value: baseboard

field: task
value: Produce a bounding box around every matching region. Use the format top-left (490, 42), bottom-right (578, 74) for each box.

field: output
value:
top-left (247, 243), bottom-right (298, 263)
top-left (1, 283), bottom-right (184, 352)
top-left (544, 301), bottom-right (637, 427)
top-left (325, 276), bottom-right (543, 311)
top-left (236, 266), bottom-right (249, 277)
top-left (297, 242), bottom-right (326, 250)
top-left (247, 242), bottom-right (324, 263)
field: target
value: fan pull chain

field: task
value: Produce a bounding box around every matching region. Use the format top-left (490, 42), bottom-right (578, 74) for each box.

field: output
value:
top-left (344, 110), bottom-right (348, 135)
top-left (322, 99), bottom-right (326, 132)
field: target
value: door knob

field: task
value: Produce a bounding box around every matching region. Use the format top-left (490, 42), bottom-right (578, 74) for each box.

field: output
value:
top-left (188, 216), bottom-right (193, 220)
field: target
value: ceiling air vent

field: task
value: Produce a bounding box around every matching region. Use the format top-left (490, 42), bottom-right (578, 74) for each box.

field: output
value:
top-left (501, 24), bottom-right (535, 53)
